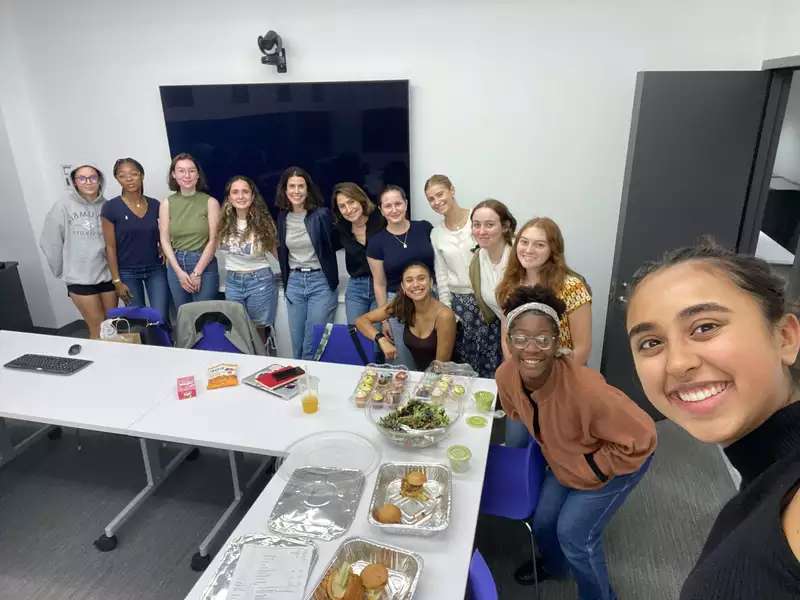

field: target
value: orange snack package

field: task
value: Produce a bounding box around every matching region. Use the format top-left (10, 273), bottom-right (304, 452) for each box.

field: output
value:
top-left (207, 363), bottom-right (239, 389)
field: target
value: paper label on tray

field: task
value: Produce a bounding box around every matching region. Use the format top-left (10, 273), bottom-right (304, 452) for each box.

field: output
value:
top-left (228, 544), bottom-right (314, 600)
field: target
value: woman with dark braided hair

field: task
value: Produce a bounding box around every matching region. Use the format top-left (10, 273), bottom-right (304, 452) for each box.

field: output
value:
top-left (496, 284), bottom-right (656, 598)
top-left (355, 261), bottom-right (456, 371)
top-left (101, 157), bottom-right (169, 320)
top-left (217, 175), bottom-right (279, 344)
top-left (626, 240), bottom-right (800, 599)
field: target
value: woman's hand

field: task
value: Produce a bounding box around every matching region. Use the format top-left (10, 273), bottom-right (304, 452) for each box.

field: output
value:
top-left (378, 337), bottom-right (397, 360)
top-left (114, 281), bottom-right (133, 304)
top-left (178, 270), bottom-right (197, 293)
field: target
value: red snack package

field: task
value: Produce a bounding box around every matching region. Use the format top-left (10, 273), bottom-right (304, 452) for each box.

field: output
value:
top-left (177, 375), bottom-right (197, 400)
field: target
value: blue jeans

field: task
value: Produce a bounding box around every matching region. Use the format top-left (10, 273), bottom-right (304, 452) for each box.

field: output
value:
top-left (118, 264), bottom-right (170, 322)
top-left (532, 456), bottom-right (653, 600)
top-left (386, 291), bottom-right (417, 370)
top-left (506, 418), bottom-right (533, 448)
top-left (285, 270), bottom-right (338, 359)
top-left (345, 275), bottom-right (376, 324)
top-left (167, 250), bottom-right (220, 310)
top-left (225, 267), bottom-right (278, 327)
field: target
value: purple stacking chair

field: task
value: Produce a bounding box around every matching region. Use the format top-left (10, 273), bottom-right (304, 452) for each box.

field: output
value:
top-left (479, 438), bottom-right (546, 598)
top-left (468, 549), bottom-right (498, 600)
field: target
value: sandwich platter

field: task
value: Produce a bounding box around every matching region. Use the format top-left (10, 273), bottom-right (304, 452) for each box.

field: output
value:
top-left (367, 462), bottom-right (451, 537)
top-left (307, 537), bottom-right (423, 600)
top-left (201, 534), bottom-right (318, 600)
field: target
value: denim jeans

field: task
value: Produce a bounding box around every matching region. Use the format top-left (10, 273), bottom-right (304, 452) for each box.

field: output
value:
top-left (532, 455), bottom-right (653, 600)
top-left (506, 418), bottom-right (533, 448)
top-left (345, 275), bottom-right (376, 324)
top-left (386, 291), bottom-right (417, 370)
top-left (285, 270), bottom-right (338, 359)
top-left (225, 267), bottom-right (278, 327)
top-left (167, 250), bottom-right (220, 310)
top-left (118, 264), bottom-right (170, 322)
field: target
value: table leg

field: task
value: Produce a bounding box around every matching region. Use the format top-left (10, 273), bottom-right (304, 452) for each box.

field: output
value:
top-left (0, 417), bottom-right (58, 468)
top-left (190, 451), bottom-right (274, 571)
top-left (94, 438), bottom-right (193, 552)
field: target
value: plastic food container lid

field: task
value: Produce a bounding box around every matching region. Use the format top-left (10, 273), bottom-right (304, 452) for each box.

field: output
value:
top-left (278, 431), bottom-right (381, 480)
top-left (447, 445), bottom-right (472, 461)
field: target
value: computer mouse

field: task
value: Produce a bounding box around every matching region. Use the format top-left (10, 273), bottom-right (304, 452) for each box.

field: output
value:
top-left (68, 344), bottom-right (82, 356)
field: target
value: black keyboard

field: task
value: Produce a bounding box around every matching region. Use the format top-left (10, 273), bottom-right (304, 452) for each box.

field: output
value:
top-left (4, 353), bottom-right (93, 375)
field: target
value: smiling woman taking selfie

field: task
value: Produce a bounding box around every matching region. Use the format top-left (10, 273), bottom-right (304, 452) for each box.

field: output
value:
top-left (495, 284), bottom-right (656, 598)
top-left (626, 241), bottom-right (800, 600)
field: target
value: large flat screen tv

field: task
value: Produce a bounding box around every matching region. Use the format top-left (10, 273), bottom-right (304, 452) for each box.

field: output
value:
top-left (159, 80), bottom-right (409, 217)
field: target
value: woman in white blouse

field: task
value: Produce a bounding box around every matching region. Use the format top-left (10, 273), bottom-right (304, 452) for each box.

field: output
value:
top-left (427, 174), bottom-right (488, 377)
top-left (466, 198), bottom-right (518, 376)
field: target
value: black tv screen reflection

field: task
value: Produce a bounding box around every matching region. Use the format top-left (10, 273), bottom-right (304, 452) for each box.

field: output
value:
top-left (159, 80), bottom-right (410, 217)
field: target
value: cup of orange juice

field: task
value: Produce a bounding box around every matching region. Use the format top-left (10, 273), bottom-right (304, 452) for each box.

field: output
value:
top-left (301, 375), bottom-right (319, 414)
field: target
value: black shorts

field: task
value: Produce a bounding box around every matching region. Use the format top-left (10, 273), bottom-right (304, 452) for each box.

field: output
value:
top-left (66, 281), bottom-right (115, 296)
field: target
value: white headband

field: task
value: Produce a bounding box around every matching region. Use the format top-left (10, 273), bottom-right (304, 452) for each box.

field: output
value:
top-left (506, 302), bottom-right (560, 331)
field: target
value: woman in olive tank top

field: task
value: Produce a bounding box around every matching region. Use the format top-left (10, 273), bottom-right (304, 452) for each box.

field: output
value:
top-left (158, 153), bottom-right (221, 309)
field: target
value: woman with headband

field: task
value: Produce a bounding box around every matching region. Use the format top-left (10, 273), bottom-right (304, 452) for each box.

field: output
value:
top-left (495, 284), bottom-right (657, 598)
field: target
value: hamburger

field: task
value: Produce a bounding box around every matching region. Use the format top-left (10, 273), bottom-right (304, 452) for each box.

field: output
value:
top-left (324, 563), bottom-right (364, 600)
top-left (373, 503), bottom-right (402, 524)
top-left (400, 470), bottom-right (428, 499)
top-left (361, 563), bottom-right (389, 600)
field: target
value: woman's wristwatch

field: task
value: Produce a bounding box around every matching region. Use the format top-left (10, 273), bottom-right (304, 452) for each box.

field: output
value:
top-left (191, 270), bottom-right (201, 278)
top-left (374, 332), bottom-right (385, 344)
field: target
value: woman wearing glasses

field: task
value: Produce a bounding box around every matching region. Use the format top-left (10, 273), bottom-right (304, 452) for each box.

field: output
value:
top-left (40, 162), bottom-right (117, 339)
top-left (495, 284), bottom-right (656, 597)
top-left (159, 153), bottom-right (220, 309)
top-left (101, 158), bottom-right (169, 321)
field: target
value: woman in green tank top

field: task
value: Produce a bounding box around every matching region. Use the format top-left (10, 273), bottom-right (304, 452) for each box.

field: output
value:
top-left (158, 153), bottom-right (221, 309)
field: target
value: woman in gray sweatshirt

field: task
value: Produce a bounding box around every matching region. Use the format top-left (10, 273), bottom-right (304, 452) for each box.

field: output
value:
top-left (40, 162), bottom-right (117, 338)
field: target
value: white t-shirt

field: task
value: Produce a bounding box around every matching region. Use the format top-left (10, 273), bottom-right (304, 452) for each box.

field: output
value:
top-left (478, 245), bottom-right (510, 319)
top-left (430, 219), bottom-right (474, 307)
top-left (218, 219), bottom-right (273, 272)
top-left (285, 211), bottom-right (321, 270)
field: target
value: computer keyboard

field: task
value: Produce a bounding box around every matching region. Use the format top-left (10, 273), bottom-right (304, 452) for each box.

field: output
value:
top-left (3, 353), bottom-right (93, 375)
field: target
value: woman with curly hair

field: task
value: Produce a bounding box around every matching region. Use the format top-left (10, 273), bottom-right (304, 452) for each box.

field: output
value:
top-left (217, 175), bottom-right (278, 343)
top-left (496, 284), bottom-right (655, 597)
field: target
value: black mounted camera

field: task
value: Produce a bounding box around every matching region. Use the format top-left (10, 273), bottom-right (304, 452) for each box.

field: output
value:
top-left (258, 30), bottom-right (287, 73)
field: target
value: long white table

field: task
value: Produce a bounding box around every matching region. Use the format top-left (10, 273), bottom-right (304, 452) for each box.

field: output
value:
top-left (0, 330), bottom-right (497, 599)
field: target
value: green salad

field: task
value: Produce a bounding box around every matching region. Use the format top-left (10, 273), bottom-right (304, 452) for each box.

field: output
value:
top-left (378, 399), bottom-right (450, 431)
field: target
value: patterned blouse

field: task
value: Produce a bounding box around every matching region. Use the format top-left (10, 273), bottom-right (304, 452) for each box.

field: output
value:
top-left (557, 274), bottom-right (592, 349)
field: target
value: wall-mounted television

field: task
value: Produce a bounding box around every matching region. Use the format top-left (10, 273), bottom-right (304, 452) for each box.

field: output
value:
top-left (159, 80), bottom-right (410, 217)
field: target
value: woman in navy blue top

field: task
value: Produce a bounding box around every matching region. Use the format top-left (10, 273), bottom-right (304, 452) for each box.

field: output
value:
top-left (367, 185), bottom-right (434, 369)
top-left (101, 158), bottom-right (169, 321)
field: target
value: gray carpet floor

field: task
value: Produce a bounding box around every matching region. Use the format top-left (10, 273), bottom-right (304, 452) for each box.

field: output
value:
top-left (0, 417), bottom-right (735, 600)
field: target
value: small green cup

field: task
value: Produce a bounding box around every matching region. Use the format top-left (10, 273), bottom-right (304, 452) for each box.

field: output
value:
top-left (473, 390), bottom-right (494, 413)
top-left (447, 444), bottom-right (472, 473)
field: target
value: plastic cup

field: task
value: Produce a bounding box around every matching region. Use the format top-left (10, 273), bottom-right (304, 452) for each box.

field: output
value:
top-left (302, 376), bottom-right (319, 414)
top-left (447, 444), bottom-right (472, 473)
top-left (473, 391), bottom-right (494, 413)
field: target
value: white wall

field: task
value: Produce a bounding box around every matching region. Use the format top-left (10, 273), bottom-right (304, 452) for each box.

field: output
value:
top-left (0, 0), bottom-right (779, 365)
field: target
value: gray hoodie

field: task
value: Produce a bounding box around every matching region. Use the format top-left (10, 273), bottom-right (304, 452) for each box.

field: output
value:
top-left (39, 162), bottom-right (111, 285)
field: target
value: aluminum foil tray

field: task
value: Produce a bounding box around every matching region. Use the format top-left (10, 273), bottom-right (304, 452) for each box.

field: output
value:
top-left (306, 537), bottom-right (423, 600)
top-left (268, 467), bottom-right (365, 541)
top-left (367, 462), bottom-right (451, 537)
top-left (201, 534), bottom-right (317, 600)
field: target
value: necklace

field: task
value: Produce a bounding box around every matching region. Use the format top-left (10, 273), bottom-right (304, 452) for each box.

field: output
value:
top-left (123, 194), bottom-right (145, 211)
top-left (390, 230), bottom-right (409, 249)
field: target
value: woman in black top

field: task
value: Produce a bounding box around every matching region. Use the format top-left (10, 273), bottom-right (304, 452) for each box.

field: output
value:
top-left (355, 262), bottom-right (456, 371)
top-left (626, 241), bottom-right (800, 599)
top-left (331, 182), bottom-right (386, 323)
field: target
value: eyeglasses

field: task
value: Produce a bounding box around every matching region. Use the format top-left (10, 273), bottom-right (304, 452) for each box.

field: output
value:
top-left (75, 175), bottom-right (99, 184)
top-left (508, 333), bottom-right (557, 351)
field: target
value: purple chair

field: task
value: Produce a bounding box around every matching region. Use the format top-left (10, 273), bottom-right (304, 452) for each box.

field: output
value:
top-left (468, 549), bottom-right (498, 600)
top-left (479, 439), bottom-right (546, 598)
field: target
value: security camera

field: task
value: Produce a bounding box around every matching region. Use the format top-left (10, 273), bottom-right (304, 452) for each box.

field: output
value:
top-left (258, 30), bottom-right (287, 73)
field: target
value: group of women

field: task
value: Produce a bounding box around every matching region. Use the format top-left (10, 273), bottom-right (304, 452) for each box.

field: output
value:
top-left (39, 157), bottom-right (799, 600)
